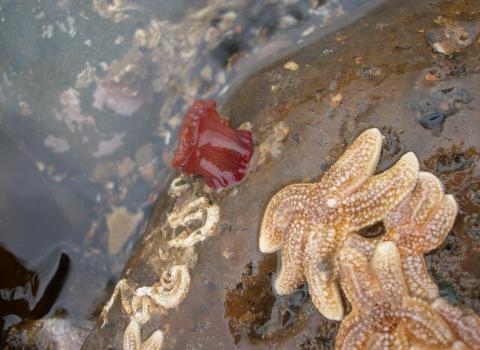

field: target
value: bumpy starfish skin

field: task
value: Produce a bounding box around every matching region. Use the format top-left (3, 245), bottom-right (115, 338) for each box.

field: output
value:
top-left (259, 183), bottom-right (313, 253)
top-left (336, 242), bottom-right (456, 350)
top-left (341, 172), bottom-right (480, 349)
top-left (385, 171), bottom-right (458, 300)
top-left (259, 128), bottom-right (420, 320)
top-left (345, 171), bottom-right (458, 301)
top-left (432, 298), bottom-right (480, 350)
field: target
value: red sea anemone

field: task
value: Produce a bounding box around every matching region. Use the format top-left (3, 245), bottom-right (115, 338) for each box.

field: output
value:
top-left (172, 100), bottom-right (254, 189)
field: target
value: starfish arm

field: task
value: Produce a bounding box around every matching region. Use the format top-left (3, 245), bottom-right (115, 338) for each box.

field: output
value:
top-left (422, 194), bottom-right (458, 252)
top-left (402, 296), bottom-right (454, 346)
top-left (402, 254), bottom-right (439, 300)
top-left (370, 242), bottom-right (409, 302)
top-left (368, 330), bottom-right (409, 350)
top-left (385, 172), bottom-right (444, 228)
top-left (393, 324), bottom-right (411, 350)
top-left (259, 183), bottom-right (312, 253)
top-left (432, 298), bottom-right (480, 350)
top-left (335, 313), bottom-right (370, 350)
top-left (305, 227), bottom-right (345, 320)
top-left (342, 152), bottom-right (419, 230)
top-left (273, 218), bottom-right (307, 295)
top-left (321, 128), bottom-right (382, 194)
top-left (337, 244), bottom-right (382, 312)
top-left (305, 259), bottom-right (344, 321)
top-left (410, 172), bottom-right (444, 225)
top-left (343, 234), bottom-right (379, 259)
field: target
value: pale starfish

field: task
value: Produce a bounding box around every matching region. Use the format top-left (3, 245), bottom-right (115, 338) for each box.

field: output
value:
top-left (345, 171), bottom-right (458, 301)
top-left (259, 128), bottom-right (419, 320)
top-left (336, 241), bottom-right (457, 350)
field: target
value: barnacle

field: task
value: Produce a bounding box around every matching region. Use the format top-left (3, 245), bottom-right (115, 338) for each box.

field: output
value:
top-left (123, 319), bottom-right (164, 350)
top-left (134, 265), bottom-right (190, 313)
top-left (168, 198), bottom-right (220, 248)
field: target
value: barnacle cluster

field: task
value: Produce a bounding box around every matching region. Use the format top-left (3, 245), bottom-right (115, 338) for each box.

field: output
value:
top-left (100, 175), bottom-right (220, 350)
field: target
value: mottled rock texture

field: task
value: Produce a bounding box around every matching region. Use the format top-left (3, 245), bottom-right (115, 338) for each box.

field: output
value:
top-left (83, 0), bottom-right (480, 348)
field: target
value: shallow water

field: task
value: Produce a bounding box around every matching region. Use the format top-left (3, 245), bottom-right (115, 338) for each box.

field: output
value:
top-left (0, 0), bottom-right (371, 346)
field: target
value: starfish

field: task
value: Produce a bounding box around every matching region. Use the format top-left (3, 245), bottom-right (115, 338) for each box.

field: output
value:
top-left (432, 298), bottom-right (480, 350)
top-left (259, 128), bottom-right (420, 320)
top-left (336, 241), bottom-right (457, 350)
top-left (341, 172), bottom-right (480, 349)
top-left (345, 171), bottom-right (458, 301)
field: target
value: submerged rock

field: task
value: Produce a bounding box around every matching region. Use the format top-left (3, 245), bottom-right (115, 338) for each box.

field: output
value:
top-left (83, 0), bottom-right (480, 348)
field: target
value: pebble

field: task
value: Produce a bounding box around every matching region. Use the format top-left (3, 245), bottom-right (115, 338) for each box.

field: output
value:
top-left (284, 61), bottom-right (299, 71)
top-left (135, 143), bottom-right (155, 167)
top-left (330, 93), bottom-right (343, 108)
top-left (106, 207), bottom-right (142, 255)
top-left (200, 65), bottom-right (213, 81)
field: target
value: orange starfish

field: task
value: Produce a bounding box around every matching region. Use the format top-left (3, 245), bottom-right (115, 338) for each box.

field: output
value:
top-left (340, 172), bottom-right (480, 349)
top-left (259, 128), bottom-right (419, 320)
top-left (432, 298), bottom-right (480, 350)
top-left (345, 171), bottom-right (458, 301)
top-left (336, 241), bottom-right (458, 349)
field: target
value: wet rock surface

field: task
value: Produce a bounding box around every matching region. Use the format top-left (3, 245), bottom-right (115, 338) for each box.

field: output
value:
top-left (83, 0), bottom-right (480, 348)
top-left (1, 2), bottom-right (370, 344)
